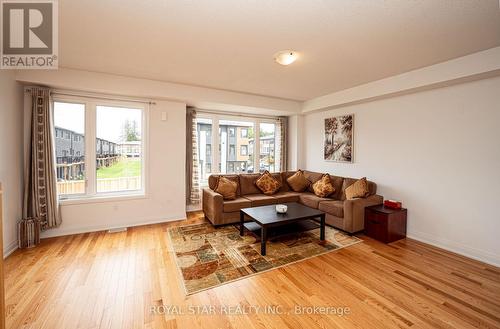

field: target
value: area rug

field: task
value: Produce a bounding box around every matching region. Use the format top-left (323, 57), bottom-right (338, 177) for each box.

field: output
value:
top-left (167, 222), bottom-right (362, 295)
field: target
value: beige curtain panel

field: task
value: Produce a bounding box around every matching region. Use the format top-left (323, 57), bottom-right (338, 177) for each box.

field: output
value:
top-left (186, 108), bottom-right (201, 205)
top-left (23, 87), bottom-right (61, 230)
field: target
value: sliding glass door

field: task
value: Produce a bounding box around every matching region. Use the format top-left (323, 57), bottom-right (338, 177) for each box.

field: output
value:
top-left (196, 113), bottom-right (282, 187)
top-left (259, 122), bottom-right (278, 173)
top-left (218, 119), bottom-right (255, 174)
top-left (196, 117), bottom-right (213, 186)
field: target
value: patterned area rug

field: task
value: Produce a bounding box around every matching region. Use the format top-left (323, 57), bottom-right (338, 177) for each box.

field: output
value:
top-left (167, 222), bottom-right (362, 295)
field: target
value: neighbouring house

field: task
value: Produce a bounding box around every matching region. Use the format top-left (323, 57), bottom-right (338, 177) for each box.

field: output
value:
top-left (55, 126), bottom-right (119, 180)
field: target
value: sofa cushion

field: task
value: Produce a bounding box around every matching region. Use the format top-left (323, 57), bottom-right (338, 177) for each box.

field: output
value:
top-left (239, 173), bottom-right (261, 195)
top-left (367, 181), bottom-right (377, 196)
top-left (223, 197), bottom-right (252, 212)
top-left (329, 175), bottom-right (345, 200)
top-left (209, 175), bottom-right (241, 196)
top-left (255, 171), bottom-right (281, 195)
top-left (312, 174), bottom-right (335, 197)
top-left (341, 178), bottom-right (356, 200)
top-left (318, 200), bottom-right (344, 218)
top-left (243, 194), bottom-right (277, 207)
top-left (272, 191), bottom-right (300, 203)
top-left (286, 170), bottom-right (310, 192)
top-left (298, 192), bottom-right (331, 209)
top-left (304, 171), bottom-right (323, 193)
top-left (280, 172), bottom-right (295, 192)
top-left (270, 172), bottom-right (283, 187)
top-left (341, 177), bottom-right (377, 200)
top-left (215, 176), bottom-right (238, 200)
top-left (345, 177), bottom-right (370, 200)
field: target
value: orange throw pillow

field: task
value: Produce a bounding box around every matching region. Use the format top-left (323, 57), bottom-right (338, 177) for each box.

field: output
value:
top-left (312, 174), bottom-right (335, 198)
top-left (345, 177), bottom-right (370, 200)
top-left (286, 170), bottom-right (310, 192)
top-left (255, 171), bottom-right (281, 195)
top-left (215, 176), bottom-right (238, 200)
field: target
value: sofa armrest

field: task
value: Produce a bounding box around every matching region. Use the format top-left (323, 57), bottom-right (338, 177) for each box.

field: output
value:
top-left (343, 194), bottom-right (383, 233)
top-left (202, 188), bottom-right (224, 225)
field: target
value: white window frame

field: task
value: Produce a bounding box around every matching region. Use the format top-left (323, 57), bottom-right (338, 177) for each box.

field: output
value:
top-left (53, 95), bottom-right (149, 204)
top-left (195, 113), bottom-right (280, 183)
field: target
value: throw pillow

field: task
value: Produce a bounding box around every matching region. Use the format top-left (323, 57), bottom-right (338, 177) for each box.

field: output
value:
top-left (345, 177), bottom-right (370, 200)
top-left (255, 171), bottom-right (281, 195)
top-left (215, 176), bottom-right (238, 200)
top-left (312, 174), bottom-right (335, 198)
top-left (286, 170), bottom-right (310, 192)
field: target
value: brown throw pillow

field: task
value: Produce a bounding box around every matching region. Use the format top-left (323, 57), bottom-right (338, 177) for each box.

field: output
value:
top-left (255, 171), bottom-right (281, 195)
top-left (215, 176), bottom-right (238, 200)
top-left (312, 174), bottom-right (335, 198)
top-left (345, 177), bottom-right (370, 200)
top-left (286, 170), bottom-right (310, 192)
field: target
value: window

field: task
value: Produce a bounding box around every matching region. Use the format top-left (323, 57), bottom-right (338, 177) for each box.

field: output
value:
top-left (196, 118), bottom-right (213, 186)
top-left (259, 123), bottom-right (278, 173)
top-left (54, 102), bottom-right (86, 196)
top-left (192, 114), bottom-right (283, 191)
top-left (96, 106), bottom-right (143, 193)
top-left (219, 120), bottom-right (254, 174)
top-left (53, 97), bottom-right (147, 200)
top-left (206, 144), bottom-right (212, 159)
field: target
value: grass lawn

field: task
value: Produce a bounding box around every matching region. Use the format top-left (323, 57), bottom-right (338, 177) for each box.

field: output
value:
top-left (97, 158), bottom-right (141, 178)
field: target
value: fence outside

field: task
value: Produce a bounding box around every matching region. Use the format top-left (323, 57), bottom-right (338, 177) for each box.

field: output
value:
top-left (57, 176), bottom-right (141, 195)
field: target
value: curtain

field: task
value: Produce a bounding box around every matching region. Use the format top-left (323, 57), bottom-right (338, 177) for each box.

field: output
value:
top-left (277, 116), bottom-right (288, 172)
top-left (23, 87), bottom-right (61, 230)
top-left (186, 108), bottom-right (200, 205)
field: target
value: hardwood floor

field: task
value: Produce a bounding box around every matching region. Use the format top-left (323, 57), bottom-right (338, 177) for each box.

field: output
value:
top-left (4, 212), bottom-right (500, 329)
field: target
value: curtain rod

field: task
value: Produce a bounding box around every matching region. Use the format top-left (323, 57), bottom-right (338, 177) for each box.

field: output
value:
top-left (192, 108), bottom-right (284, 120)
top-left (25, 87), bottom-right (156, 105)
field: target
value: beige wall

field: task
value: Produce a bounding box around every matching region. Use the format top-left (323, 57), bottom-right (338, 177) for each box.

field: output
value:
top-left (302, 76), bottom-right (500, 266)
top-left (0, 71), bottom-right (24, 257)
top-left (16, 68), bottom-right (301, 115)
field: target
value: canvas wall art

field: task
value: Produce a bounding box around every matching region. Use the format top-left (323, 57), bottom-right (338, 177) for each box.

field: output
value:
top-left (324, 114), bottom-right (353, 162)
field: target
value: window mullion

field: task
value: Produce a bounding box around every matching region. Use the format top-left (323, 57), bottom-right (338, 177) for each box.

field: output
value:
top-left (254, 119), bottom-right (260, 173)
top-left (212, 115), bottom-right (219, 174)
top-left (86, 102), bottom-right (97, 196)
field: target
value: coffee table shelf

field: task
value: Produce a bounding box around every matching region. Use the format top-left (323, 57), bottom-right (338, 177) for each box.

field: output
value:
top-left (240, 202), bottom-right (326, 256)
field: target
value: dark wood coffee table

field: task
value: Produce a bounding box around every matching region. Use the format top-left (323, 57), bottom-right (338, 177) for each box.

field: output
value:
top-left (239, 202), bottom-right (326, 256)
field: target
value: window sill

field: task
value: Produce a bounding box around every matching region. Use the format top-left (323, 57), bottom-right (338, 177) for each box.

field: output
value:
top-left (59, 193), bottom-right (147, 206)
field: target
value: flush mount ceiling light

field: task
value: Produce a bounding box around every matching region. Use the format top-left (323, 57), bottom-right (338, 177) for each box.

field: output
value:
top-left (274, 50), bottom-right (298, 65)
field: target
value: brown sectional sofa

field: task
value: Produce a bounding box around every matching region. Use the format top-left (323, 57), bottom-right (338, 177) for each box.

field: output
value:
top-left (202, 171), bottom-right (383, 233)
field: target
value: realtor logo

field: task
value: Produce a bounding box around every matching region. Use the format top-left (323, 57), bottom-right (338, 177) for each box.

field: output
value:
top-left (1, 0), bottom-right (58, 69)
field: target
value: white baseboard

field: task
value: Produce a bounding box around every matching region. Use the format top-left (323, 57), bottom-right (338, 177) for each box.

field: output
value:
top-left (407, 229), bottom-right (500, 268)
top-left (40, 214), bottom-right (187, 239)
top-left (4, 240), bottom-right (18, 259)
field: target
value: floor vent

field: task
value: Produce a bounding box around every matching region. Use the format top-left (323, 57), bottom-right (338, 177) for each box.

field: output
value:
top-left (108, 227), bottom-right (128, 233)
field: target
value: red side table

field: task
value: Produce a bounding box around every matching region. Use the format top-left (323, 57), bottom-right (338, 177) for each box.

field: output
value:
top-left (364, 204), bottom-right (407, 243)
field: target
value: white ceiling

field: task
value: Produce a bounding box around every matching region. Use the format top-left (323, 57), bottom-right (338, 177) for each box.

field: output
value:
top-left (59, 0), bottom-right (500, 101)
